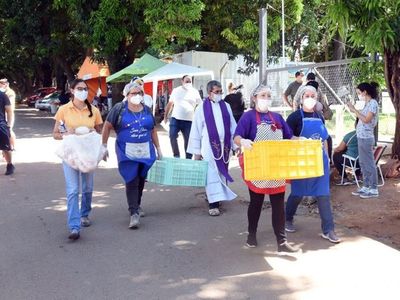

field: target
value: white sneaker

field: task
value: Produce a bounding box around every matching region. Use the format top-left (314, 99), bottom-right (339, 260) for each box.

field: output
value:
top-left (129, 214), bottom-right (140, 229)
top-left (351, 186), bottom-right (369, 196)
top-left (360, 188), bottom-right (379, 199)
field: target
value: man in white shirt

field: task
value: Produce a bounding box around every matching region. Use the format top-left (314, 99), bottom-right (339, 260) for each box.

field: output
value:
top-left (163, 75), bottom-right (201, 159)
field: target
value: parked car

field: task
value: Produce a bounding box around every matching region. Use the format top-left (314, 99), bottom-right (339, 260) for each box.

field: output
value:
top-left (35, 92), bottom-right (60, 113)
top-left (26, 87), bottom-right (56, 107)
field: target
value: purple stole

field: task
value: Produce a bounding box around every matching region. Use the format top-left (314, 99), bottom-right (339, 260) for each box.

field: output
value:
top-left (203, 98), bottom-right (233, 182)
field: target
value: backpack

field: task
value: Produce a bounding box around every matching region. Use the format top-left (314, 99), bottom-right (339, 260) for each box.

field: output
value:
top-left (381, 155), bottom-right (400, 178)
top-left (110, 102), bottom-right (152, 133)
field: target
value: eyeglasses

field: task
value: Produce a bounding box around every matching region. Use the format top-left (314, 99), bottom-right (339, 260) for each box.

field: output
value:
top-left (75, 87), bottom-right (88, 91)
top-left (129, 92), bottom-right (142, 96)
top-left (212, 90), bottom-right (223, 95)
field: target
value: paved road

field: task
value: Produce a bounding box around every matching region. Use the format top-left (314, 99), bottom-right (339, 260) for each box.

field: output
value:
top-left (1, 107), bottom-right (400, 299)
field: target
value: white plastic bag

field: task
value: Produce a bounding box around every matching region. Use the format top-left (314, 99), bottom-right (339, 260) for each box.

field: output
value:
top-left (55, 131), bottom-right (106, 173)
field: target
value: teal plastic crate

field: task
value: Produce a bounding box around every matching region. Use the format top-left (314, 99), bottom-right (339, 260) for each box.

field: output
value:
top-left (147, 157), bottom-right (208, 187)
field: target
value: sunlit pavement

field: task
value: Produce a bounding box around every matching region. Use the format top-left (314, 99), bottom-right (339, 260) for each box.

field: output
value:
top-left (1, 107), bottom-right (399, 299)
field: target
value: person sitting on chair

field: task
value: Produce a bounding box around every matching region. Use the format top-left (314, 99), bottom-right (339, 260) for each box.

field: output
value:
top-left (333, 121), bottom-right (360, 185)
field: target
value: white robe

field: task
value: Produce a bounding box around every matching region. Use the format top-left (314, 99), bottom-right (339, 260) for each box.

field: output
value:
top-left (187, 100), bottom-right (238, 203)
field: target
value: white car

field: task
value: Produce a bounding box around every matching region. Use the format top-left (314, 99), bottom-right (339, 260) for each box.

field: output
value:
top-left (35, 92), bottom-right (60, 112)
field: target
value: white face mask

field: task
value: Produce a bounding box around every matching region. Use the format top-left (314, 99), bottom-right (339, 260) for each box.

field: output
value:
top-left (358, 95), bottom-right (365, 102)
top-left (130, 95), bottom-right (143, 105)
top-left (212, 93), bottom-right (222, 102)
top-left (74, 90), bottom-right (88, 102)
top-left (183, 83), bottom-right (192, 89)
top-left (303, 97), bottom-right (317, 110)
top-left (257, 98), bottom-right (271, 112)
top-left (0, 88), bottom-right (6, 93)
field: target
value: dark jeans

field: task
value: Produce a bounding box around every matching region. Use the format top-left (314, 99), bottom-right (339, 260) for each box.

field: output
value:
top-left (332, 151), bottom-right (361, 179)
top-left (248, 190), bottom-right (287, 245)
top-left (209, 202), bottom-right (220, 209)
top-left (126, 167), bottom-right (146, 215)
top-left (286, 194), bottom-right (334, 234)
top-left (169, 117), bottom-right (192, 159)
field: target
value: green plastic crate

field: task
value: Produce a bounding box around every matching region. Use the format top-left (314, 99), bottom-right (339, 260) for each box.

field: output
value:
top-left (147, 157), bottom-right (208, 187)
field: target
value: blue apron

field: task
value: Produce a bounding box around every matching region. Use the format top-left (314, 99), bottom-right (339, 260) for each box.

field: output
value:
top-left (291, 110), bottom-right (330, 196)
top-left (115, 103), bottom-right (156, 183)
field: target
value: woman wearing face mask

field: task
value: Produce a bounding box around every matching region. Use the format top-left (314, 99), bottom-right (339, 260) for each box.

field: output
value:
top-left (233, 85), bottom-right (299, 252)
top-left (347, 82), bottom-right (380, 198)
top-left (187, 80), bottom-right (238, 216)
top-left (102, 82), bottom-right (162, 229)
top-left (285, 85), bottom-right (340, 244)
top-left (53, 79), bottom-right (103, 240)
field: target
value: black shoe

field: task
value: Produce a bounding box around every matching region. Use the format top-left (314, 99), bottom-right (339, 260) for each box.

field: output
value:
top-left (5, 163), bottom-right (15, 175)
top-left (278, 241), bottom-right (300, 253)
top-left (68, 229), bottom-right (80, 240)
top-left (246, 233), bottom-right (257, 248)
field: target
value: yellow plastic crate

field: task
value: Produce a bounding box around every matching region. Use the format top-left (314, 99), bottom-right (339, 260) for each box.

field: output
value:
top-left (243, 140), bottom-right (324, 180)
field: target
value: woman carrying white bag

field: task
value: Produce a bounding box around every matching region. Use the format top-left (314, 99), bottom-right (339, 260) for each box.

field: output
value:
top-left (53, 79), bottom-right (103, 241)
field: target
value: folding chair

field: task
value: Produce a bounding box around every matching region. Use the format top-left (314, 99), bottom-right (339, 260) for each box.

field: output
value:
top-left (340, 154), bottom-right (360, 188)
top-left (374, 145), bottom-right (387, 187)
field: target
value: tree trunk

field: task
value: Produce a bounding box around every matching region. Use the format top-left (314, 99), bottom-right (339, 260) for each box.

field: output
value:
top-left (332, 31), bottom-right (345, 60)
top-left (383, 49), bottom-right (400, 157)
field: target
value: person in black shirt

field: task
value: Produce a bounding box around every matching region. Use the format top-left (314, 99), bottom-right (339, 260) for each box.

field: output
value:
top-left (0, 90), bottom-right (15, 175)
top-left (224, 83), bottom-right (245, 123)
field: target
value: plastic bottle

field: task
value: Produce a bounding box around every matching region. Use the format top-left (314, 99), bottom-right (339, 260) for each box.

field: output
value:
top-left (59, 121), bottom-right (67, 134)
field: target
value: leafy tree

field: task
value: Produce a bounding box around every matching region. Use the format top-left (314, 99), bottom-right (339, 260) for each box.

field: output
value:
top-left (326, 0), bottom-right (400, 156)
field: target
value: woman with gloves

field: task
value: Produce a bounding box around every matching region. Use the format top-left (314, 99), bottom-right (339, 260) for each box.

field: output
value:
top-left (102, 82), bottom-right (161, 229)
top-left (285, 85), bottom-right (340, 244)
top-left (53, 79), bottom-right (103, 240)
top-left (233, 85), bottom-right (298, 252)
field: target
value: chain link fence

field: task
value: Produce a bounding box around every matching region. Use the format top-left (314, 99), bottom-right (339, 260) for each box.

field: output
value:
top-left (265, 59), bottom-right (395, 144)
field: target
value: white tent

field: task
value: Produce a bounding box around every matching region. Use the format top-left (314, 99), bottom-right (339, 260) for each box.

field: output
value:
top-left (142, 62), bottom-right (214, 114)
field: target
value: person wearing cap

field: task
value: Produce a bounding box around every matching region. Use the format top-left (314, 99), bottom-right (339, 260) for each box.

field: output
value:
top-left (285, 85), bottom-right (340, 244)
top-left (0, 77), bottom-right (16, 151)
top-left (187, 80), bottom-right (237, 216)
top-left (102, 82), bottom-right (162, 229)
top-left (0, 80), bottom-right (14, 175)
top-left (131, 77), bottom-right (154, 109)
top-left (283, 71), bottom-right (304, 108)
top-left (233, 85), bottom-right (299, 252)
top-left (164, 75), bottom-right (202, 159)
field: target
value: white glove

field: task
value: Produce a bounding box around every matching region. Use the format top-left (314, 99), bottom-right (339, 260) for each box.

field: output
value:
top-left (240, 139), bottom-right (254, 150)
top-left (101, 144), bottom-right (109, 161)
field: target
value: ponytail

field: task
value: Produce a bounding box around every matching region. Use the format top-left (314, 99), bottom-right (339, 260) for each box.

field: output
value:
top-left (357, 82), bottom-right (378, 99)
top-left (84, 99), bottom-right (93, 118)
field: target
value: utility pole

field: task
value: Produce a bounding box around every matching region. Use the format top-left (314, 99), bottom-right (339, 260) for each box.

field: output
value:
top-left (282, 0), bottom-right (285, 64)
top-left (259, 7), bottom-right (267, 85)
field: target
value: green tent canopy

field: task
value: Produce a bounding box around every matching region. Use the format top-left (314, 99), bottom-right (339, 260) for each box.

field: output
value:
top-left (106, 53), bottom-right (166, 83)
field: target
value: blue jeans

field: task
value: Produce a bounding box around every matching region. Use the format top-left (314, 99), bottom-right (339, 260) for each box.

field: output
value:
top-left (62, 162), bottom-right (94, 231)
top-left (358, 137), bottom-right (377, 189)
top-left (285, 194), bottom-right (334, 234)
top-left (169, 117), bottom-right (193, 159)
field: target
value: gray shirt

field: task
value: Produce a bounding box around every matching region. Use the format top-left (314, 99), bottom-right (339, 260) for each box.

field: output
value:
top-left (284, 81), bottom-right (303, 102)
top-left (356, 99), bottom-right (378, 139)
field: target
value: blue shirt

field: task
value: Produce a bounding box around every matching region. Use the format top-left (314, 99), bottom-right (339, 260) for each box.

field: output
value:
top-left (356, 99), bottom-right (378, 139)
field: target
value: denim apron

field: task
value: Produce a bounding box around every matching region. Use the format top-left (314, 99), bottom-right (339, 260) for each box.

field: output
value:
top-left (239, 111), bottom-right (287, 195)
top-left (290, 110), bottom-right (330, 196)
top-left (115, 103), bottom-right (156, 183)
